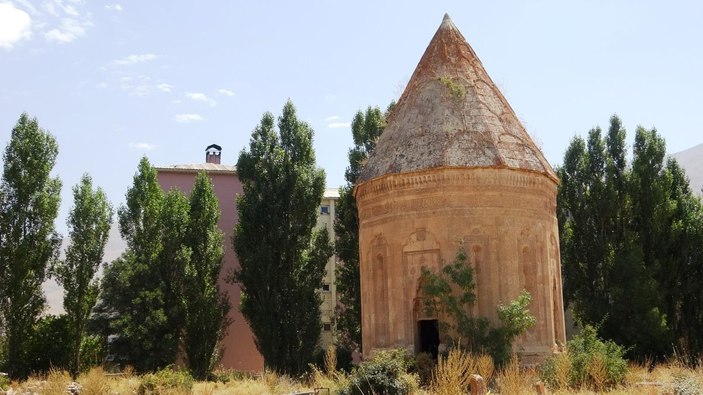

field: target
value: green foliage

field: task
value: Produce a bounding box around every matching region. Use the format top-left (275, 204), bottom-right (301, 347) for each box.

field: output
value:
top-left (232, 100), bottom-right (333, 375)
top-left (557, 115), bottom-right (703, 359)
top-left (414, 352), bottom-right (435, 387)
top-left (334, 104), bottom-right (393, 351)
top-left (339, 348), bottom-right (418, 395)
top-left (95, 157), bottom-right (179, 372)
top-left (24, 315), bottom-right (71, 374)
top-left (96, 161), bottom-right (229, 376)
top-left (420, 244), bottom-right (535, 366)
top-left (182, 172), bottom-right (231, 380)
top-left (540, 325), bottom-right (627, 390)
top-left (0, 113), bottom-right (62, 379)
top-left (138, 367), bottom-right (194, 394)
top-left (79, 335), bottom-right (106, 371)
top-left (54, 174), bottom-right (113, 378)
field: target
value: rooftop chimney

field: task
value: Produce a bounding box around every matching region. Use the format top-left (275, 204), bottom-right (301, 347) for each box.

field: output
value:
top-left (205, 144), bottom-right (222, 164)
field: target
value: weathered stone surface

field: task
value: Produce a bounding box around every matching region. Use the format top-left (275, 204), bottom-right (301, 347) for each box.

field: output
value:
top-left (470, 374), bottom-right (486, 395)
top-left (358, 14), bottom-right (556, 184)
top-left (356, 15), bottom-right (567, 364)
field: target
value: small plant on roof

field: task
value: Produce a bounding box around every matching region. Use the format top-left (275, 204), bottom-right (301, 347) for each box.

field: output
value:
top-left (438, 76), bottom-right (466, 99)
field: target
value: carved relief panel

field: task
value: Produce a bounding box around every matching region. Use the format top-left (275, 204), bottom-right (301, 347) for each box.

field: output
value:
top-left (369, 234), bottom-right (390, 347)
top-left (518, 226), bottom-right (546, 344)
top-left (465, 232), bottom-right (490, 318)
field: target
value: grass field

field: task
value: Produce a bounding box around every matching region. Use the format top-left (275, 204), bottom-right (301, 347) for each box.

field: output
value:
top-left (2, 359), bottom-right (702, 395)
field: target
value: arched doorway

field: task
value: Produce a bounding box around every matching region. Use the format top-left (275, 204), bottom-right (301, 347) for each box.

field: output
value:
top-left (413, 279), bottom-right (440, 358)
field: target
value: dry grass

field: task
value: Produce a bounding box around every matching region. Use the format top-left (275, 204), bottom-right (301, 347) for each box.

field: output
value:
top-left (78, 367), bottom-right (110, 395)
top-left (588, 354), bottom-right (609, 392)
top-left (475, 352), bottom-right (494, 384)
top-left (431, 347), bottom-right (475, 395)
top-left (43, 368), bottom-right (72, 395)
top-left (497, 356), bottom-right (531, 395)
top-left (4, 359), bottom-right (703, 395)
top-left (324, 344), bottom-right (337, 378)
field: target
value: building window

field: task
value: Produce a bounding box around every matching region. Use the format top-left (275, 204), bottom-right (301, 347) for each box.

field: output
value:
top-left (322, 283), bottom-right (330, 292)
top-left (320, 205), bottom-right (330, 215)
top-left (323, 323), bottom-right (332, 331)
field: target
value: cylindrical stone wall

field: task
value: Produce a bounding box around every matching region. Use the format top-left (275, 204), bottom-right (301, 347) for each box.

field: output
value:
top-left (356, 167), bottom-right (566, 363)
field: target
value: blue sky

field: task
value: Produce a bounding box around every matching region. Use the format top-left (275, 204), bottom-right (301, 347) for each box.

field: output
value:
top-left (2, 1), bottom-right (703, 234)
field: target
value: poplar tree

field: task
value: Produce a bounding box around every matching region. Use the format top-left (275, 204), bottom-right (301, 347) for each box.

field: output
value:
top-left (183, 172), bottom-right (231, 380)
top-left (99, 157), bottom-right (179, 371)
top-left (334, 104), bottom-right (393, 351)
top-left (557, 115), bottom-right (703, 359)
top-left (55, 174), bottom-right (113, 378)
top-left (233, 100), bottom-right (333, 375)
top-left (0, 113), bottom-right (62, 378)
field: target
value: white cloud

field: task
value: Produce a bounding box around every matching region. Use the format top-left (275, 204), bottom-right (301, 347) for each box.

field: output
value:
top-left (185, 92), bottom-right (216, 107)
top-left (328, 122), bottom-right (351, 129)
top-left (105, 4), bottom-right (123, 11)
top-left (156, 83), bottom-right (173, 92)
top-left (128, 142), bottom-right (156, 151)
top-left (175, 113), bottom-right (204, 123)
top-left (218, 88), bottom-right (234, 97)
top-left (0, 3), bottom-right (33, 49)
top-left (15, 0), bottom-right (39, 15)
top-left (112, 53), bottom-right (157, 66)
top-left (97, 81), bottom-right (107, 88)
top-left (43, 0), bottom-right (93, 44)
top-left (117, 73), bottom-right (154, 96)
top-left (324, 115), bottom-right (340, 122)
top-left (43, 0), bottom-right (78, 17)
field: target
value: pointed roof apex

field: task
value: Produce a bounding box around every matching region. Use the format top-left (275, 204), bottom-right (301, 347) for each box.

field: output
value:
top-left (358, 15), bottom-right (557, 184)
top-left (440, 13), bottom-right (455, 29)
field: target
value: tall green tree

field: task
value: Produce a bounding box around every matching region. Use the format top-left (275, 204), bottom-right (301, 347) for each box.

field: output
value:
top-left (182, 172), bottom-right (231, 380)
top-left (98, 157), bottom-right (180, 371)
top-left (157, 189), bottom-right (191, 360)
top-left (557, 115), bottom-right (703, 359)
top-left (0, 113), bottom-right (62, 378)
top-left (333, 104), bottom-right (393, 351)
top-left (55, 174), bottom-right (113, 377)
top-left (232, 100), bottom-right (333, 375)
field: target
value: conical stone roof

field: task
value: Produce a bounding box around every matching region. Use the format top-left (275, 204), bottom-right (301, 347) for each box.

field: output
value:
top-left (358, 14), bottom-right (557, 183)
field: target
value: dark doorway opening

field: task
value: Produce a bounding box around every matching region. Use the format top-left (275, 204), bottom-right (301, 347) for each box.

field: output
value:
top-left (418, 319), bottom-right (440, 358)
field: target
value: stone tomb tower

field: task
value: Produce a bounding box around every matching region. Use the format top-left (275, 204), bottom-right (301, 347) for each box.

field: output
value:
top-left (355, 15), bottom-right (566, 362)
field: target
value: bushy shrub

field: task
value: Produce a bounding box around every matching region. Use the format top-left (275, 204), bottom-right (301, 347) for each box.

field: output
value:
top-left (414, 352), bottom-right (434, 387)
top-left (23, 315), bottom-right (71, 375)
top-left (210, 368), bottom-right (249, 383)
top-left (541, 325), bottom-right (627, 390)
top-left (0, 373), bottom-right (9, 390)
top-left (339, 348), bottom-right (418, 395)
top-left (138, 366), bottom-right (194, 394)
top-left (335, 345), bottom-right (355, 372)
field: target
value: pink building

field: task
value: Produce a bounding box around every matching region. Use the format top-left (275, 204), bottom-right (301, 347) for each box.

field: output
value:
top-left (156, 144), bottom-right (264, 372)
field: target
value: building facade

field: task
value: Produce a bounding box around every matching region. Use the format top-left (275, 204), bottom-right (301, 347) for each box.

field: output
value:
top-left (157, 145), bottom-right (341, 369)
top-left (355, 15), bottom-right (566, 363)
top-left (156, 145), bottom-right (264, 372)
top-left (318, 188), bottom-right (339, 349)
